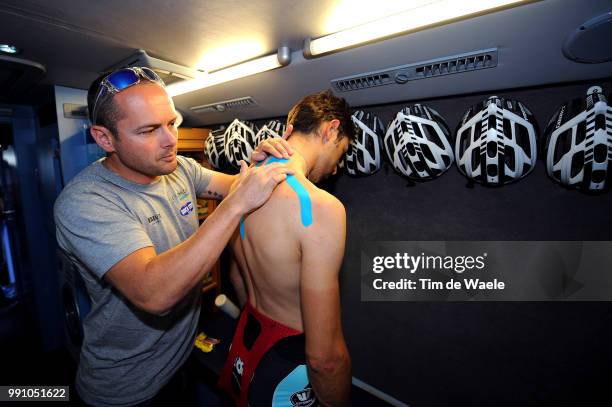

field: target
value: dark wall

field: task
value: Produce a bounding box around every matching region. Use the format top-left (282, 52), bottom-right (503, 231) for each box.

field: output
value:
top-left (333, 79), bottom-right (612, 406)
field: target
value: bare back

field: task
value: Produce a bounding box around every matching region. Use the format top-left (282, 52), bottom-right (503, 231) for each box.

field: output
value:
top-left (230, 157), bottom-right (342, 331)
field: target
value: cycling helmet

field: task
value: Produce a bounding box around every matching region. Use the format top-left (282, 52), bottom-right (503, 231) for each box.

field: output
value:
top-left (346, 110), bottom-right (384, 176)
top-left (543, 86), bottom-right (611, 192)
top-left (384, 104), bottom-right (454, 180)
top-left (224, 119), bottom-right (256, 169)
top-left (204, 126), bottom-right (226, 169)
top-left (253, 119), bottom-right (286, 147)
top-left (455, 96), bottom-right (538, 185)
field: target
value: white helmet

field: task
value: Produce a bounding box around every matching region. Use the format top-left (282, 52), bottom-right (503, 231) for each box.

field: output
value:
top-left (543, 86), bottom-right (611, 192)
top-left (253, 120), bottom-right (286, 147)
top-left (347, 110), bottom-right (384, 176)
top-left (384, 104), bottom-right (454, 180)
top-left (223, 119), bottom-right (256, 169)
top-left (204, 126), bottom-right (227, 169)
top-left (455, 96), bottom-right (538, 185)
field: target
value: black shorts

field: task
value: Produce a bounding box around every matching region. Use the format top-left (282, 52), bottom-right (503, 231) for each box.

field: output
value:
top-left (248, 333), bottom-right (318, 406)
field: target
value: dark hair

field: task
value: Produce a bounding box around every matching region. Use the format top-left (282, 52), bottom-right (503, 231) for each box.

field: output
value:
top-left (87, 72), bottom-right (125, 137)
top-left (287, 90), bottom-right (355, 142)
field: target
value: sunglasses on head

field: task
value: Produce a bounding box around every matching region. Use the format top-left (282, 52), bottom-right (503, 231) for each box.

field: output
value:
top-left (91, 66), bottom-right (165, 125)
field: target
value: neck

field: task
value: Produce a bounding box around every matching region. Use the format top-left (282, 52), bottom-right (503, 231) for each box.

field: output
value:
top-left (287, 135), bottom-right (317, 180)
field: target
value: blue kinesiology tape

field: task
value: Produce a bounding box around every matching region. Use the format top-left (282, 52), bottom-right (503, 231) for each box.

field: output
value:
top-left (240, 157), bottom-right (312, 239)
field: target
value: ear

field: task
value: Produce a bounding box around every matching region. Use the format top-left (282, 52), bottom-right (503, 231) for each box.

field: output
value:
top-left (322, 119), bottom-right (341, 143)
top-left (90, 125), bottom-right (117, 153)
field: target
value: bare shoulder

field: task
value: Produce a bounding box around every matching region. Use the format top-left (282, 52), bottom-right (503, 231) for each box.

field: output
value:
top-left (263, 174), bottom-right (345, 232)
top-left (314, 188), bottom-right (344, 208)
top-left (288, 173), bottom-right (344, 213)
top-left (298, 180), bottom-right (346, 237)
top-left (299, 183), bottom-right (347, 277)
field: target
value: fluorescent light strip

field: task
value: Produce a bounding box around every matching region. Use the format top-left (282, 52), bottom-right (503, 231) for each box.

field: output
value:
top-left (167, 53), bottom-right (283, 97)
top-left (306, 0), bottom-right (529, 57)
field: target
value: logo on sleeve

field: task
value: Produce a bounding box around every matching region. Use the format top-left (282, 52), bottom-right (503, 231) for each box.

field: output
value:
top-left (180, 201), bottom-right (194, 216)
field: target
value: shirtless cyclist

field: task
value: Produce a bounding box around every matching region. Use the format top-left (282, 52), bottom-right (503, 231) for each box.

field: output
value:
top-left (219, 90), bottom-right (355, 406)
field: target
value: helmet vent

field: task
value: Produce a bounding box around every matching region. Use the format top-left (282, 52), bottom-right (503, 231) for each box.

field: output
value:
top-left (332, 48), bottom-right (498, 93)
top-left (190, 96), bottom-right (258, 114)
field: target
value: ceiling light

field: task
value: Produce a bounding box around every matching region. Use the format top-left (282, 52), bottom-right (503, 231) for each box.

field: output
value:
top-left (0, 44), bottom-right (20, 55)
top-left (322, 0), bottom-right (433, 34)
top-left (195, 40), bottom-right (267, 73)
top-left (167, 47), bottom-right (291, 97)
top-left (304, 0), bottom-right (530, 57)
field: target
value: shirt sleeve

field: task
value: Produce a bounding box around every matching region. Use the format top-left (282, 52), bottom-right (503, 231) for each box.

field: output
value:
top-left (177, 155), bottom-right (213, 197)
top-left (54, 183), bottom-right (153, 280)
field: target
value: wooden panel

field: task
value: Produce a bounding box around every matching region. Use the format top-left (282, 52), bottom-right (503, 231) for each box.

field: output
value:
top-left (177, 127), bottom-right (210, 152)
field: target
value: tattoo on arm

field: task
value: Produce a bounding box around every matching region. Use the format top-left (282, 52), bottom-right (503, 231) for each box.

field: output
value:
top-left (207, 190), bottom-right (224, 199)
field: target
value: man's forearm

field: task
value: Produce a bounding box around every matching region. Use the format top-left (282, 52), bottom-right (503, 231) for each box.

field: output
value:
top-left (141, 194), bottom-right (243, 313)
top-left (200, 173), bottom-right (238, 201)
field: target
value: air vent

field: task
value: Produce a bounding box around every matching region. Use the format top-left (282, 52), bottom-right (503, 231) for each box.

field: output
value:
top-left (332, 48), bottom-right (498, 92)
top-left (334, 73), bottom-right (393, 92)
top-left (190, 96), bottom-right (258, 114)
top-left (414, 51), bottom-right (496, 79)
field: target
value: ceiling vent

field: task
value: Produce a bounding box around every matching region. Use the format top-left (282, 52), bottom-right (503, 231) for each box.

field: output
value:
top-left (104, 49), bottom-right (196, 86)
top-left (190, 96), bottom-right (258, 114)
top-left (332, 48), bottom-right (498, 92)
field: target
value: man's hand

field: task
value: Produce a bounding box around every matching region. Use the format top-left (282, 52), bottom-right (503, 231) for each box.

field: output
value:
top-left (251, 124), bottom-right (294, 162)
top-left (227, 160), bottom-right (293, 214)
